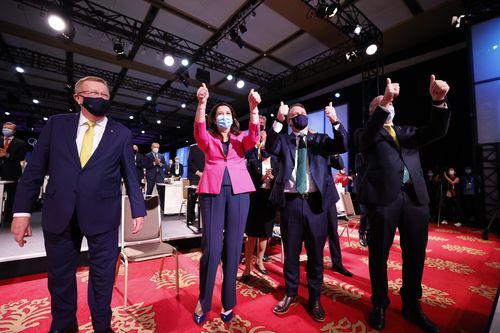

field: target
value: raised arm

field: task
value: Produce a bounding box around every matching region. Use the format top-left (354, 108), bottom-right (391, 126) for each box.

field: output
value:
top-left (194, 83), bottom-right (210, 150)
top-left (243, 89), bottom-right (261, 151)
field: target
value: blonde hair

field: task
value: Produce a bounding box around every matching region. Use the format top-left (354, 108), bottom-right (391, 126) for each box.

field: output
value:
top-left (74, 76), bottom-right (109, 93)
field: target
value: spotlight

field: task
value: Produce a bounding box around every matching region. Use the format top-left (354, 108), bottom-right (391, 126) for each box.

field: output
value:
top-left (181, 58), bottom-right (189, 66)
top-left (326, 4), bottom-right (338, 17)
top-left (236, 79), bottom-right (245, 89)
top-left (157, 120), bottom-right (162, 124)
top-left (177, 125), bottom-right (181, 129)
top-left (48, 14), bottom-right (66, 31)
top-left (163, 54), bottom-right (175, 66)
top-left (59, 25), bottom-right (75, 42)
top-left (181, 103), bottom-right (186, 108)
top-left (365, 44), bottom-right (378, 55)
top-left (113, 40), bottom-right (125, 57)
top-left (354, 24), bottom-right (362, 35)
top-left (239, 22), bottom-right (247, 34)
top-left (229, 28), bottom-right (245, 49)
top-left (270, 113), bottom-right (274, 117)
top-left (316, 1), bottom-right (338, 18)
top-left (129, 115), bottom-right (134, 119)
top-left (5, 112), bottom-right (11, 116)
top-left (146, 96), bottom-right (152, 101)
top-left (32, 98), bottom-right (39, 104)
top-left (345, 50), bottom-right (358, 62)
top-left (43, 117), bottom-right (48, 121)
top-left (179, 72), bottom-right (190, 88)
top-left (334, 92), bottom-right (341, 98)
top-left (451, 14), bottom-right (470, 29)
top-left (15, 66), bottom-right (24, 73)
top-left (141, 130), bottom-right (145, 134)
top-left (227, 74), bottom-right (233, 81)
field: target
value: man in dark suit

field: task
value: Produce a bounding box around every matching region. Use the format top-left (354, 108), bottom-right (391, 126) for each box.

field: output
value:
top-left (356, 75), bottom-right (450, 333)
top-left (266, 101), bottom-right (348, 322)
top-left (170, 156), bottom-right (184, 178)
top-left (132, 144), bottom-right (146, 188)
top-left (187, 144), bottom-right (204, 227)
top-left (0, 121), bottom-right (27, 226)
top-left (11, 76), bottom-right (146, 333)
top-left (144, 142), bottom-right (166, 209)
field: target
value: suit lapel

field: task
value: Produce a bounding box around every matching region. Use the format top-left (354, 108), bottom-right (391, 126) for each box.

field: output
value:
top-left (380, 127), bottom-right (399, 149)
top-left (64, 114), bottom-right (81, 167)
top-left (286, 133), bottom-right (296, 162)
top-left (84, 119), bottom-right (115, 168)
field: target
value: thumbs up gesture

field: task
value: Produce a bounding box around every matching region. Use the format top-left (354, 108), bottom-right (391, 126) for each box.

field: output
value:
top-left (277, 101), bottom-right (289, 122)
top-left (429, 74), bottom-right (450, 102)
top-left (248, 89), bottom-right (261, 112)
top-left (196, 83), bottom-right (209, 105)
top-left (325, 102), bottom-right (338, 123)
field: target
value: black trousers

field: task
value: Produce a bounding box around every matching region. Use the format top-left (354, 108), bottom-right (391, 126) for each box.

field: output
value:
top-left (327, 203), bottom-right (342, 265)
top-left (280, 192), bottom-right (328, 302)
top-left (366, 185), bottom-right (429, 308)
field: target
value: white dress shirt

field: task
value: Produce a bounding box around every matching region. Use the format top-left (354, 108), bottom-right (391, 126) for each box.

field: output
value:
top-left (76, 113), bottom-right (108, 156)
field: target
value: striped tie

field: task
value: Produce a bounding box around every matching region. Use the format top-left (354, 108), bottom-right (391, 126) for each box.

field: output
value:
top-left (80, 121), bottom-right (96, 167)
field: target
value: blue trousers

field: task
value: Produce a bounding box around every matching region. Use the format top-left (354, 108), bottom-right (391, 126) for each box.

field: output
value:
top-left (198, 186), bottom-right (249, 313)
top-left (44, 214), bottom-right (118, 332)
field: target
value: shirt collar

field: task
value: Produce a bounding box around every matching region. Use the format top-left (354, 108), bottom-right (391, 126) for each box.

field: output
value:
top-left (79, 113), bottom-right (107, 127)
top-left (293, 127), bottom-right (308, 137)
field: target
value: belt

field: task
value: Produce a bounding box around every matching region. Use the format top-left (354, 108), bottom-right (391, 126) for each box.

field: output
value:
top-left (285, 191), bottom-right (318, 199)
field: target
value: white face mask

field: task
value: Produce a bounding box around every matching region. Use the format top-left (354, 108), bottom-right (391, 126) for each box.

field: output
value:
top-left (152, 148), bottom-right (159, 154)
top-left (385, 105), bottom-right (395, 123)
top-left (449, 170), bottom-right (455, 175)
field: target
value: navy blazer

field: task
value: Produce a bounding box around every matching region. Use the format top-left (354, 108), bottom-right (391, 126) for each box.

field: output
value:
top-left (355, 106), bottom-right (450, 206)
top-left (13, 113), bottom-right (146, 235)
top-left (144, 152), bottom-right (167, 180)
top-left (265, 123), bottom-right (348, 211)
top-left (0, 136), bottom-right (27, 181)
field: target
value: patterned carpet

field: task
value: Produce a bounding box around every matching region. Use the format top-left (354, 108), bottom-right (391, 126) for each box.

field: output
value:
top-left (0, 224), bottom-right (499, 333)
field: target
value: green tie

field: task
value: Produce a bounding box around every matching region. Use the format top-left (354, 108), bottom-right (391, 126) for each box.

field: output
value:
top-left (296, 134), bottom-right (307, 194)
top-left (384, 124), bottom-right (410, 183)
top-left (80, 121), bottom-right (96, 167)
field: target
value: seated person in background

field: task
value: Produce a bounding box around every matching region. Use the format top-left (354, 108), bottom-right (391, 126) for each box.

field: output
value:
top-left (170, 156), bottom-right (184, 178)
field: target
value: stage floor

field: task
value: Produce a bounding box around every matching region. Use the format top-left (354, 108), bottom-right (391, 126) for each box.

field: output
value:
top-left (0, 212), bottom-right (201, 263)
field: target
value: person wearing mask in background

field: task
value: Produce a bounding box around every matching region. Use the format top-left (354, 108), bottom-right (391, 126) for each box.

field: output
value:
top-left (266, 101), bottom-right (348, 322)
top-left (442, 167), bottom-right (463, 227)
top-left (11, 76), bottom-right (145, 333)
top-left (425, 169), bottom-right (439, 222)
top-left (145, 143), bottom-right (166, 208)
top-left (192, 83), bottom-right (260, 325)
top-left (356, 75), bottom-right (450, 333)
top-left (245, 115), bottom-right (267, 163)
top-left (462, 166), bottom-right (480, 224)
top-left (241, 148), bottom-right (278, 281)
top-left (132, 145), bottom-right (146, 189)
top-left (170, 156), bottom-right (184, 178)
top-left (0, 121), bottom-right (27, 227)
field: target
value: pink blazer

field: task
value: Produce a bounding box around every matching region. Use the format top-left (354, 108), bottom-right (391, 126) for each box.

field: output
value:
top-left (194, 121), bottom-right (259, 195)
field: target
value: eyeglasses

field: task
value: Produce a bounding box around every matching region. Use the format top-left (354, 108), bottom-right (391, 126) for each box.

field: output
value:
top-left (77, 90), bottom-right (110, 99)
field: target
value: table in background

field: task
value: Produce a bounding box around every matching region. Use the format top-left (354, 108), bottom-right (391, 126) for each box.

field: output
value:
top-left (0, 180), bottom-right (14, 225)
top-left (157, 182), bottom-right (186, 215)
top-left (186, 185), bottom-right (202, 233)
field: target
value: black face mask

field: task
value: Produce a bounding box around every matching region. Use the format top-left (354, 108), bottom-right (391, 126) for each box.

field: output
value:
top-left (82, 97), bottom-right (110, 117)
top-left (260, 124), bottom-right (265, 131)
top-left (291, 114), bottom-right (308, 130)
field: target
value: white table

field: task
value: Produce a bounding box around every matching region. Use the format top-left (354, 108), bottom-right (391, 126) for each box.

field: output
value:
top-left (157, 182), bottom-right (186, 215)
top-left (0, 180), bottom-right (14, 225)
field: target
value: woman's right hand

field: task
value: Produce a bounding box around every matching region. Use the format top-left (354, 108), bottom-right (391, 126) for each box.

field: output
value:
top-left (197, 83), bottom-right (209, 105)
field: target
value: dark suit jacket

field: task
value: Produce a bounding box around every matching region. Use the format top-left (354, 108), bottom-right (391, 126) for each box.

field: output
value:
top-left (144, 152), bottom-right (166, 180)
top-left (187, 144), bottom-right (205, 185)
top-left (355, 106), bottom-right (450, 206)
top-left (134, 152), bottom-right (146, 182)
top-left (248, 158), bottom-right (279, 190)
top-left (0, 137), bottom-right (27, 181)
top-left (13, 113), bottom-right (146, 235)
top-left (265, 123), bottom-right (348, 211)
top-left (170, 163), bottom-right (184, 177)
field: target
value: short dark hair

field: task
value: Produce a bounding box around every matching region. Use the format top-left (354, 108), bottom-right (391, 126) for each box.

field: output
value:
top-left (289, 103), bottom-right (305, 110)
top-left (207, 102), bottom-right (240, 140)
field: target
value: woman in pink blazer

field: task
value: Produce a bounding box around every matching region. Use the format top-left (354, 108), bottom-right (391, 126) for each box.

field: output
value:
top-left (193, 83), bottom-right (261, 325)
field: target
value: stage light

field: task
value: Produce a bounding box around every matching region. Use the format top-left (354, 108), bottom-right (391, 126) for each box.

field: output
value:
top-left (157, 120), bottom-right (162, 124)
top-left (239, 22), bottom-right (247, 34)
top-left (345, 50), bottom-right (358, 62)
top-left (316, 1), bottom-right (338, 18)
top-left (43, 117), bottom-right (48, 121)
top-left (493, 45), bottom-right (498, 51)
top-left (354, 24), bottom-right (362, 35)
top-left (146, 96), bottom-right (152, 101)
top-left (48, 14), bottom-right (66, 31)
top-left (334, 92), bottom-right (341, 98)
top-left (227, 74), bottom-right (233, 81)
top-left (181, 58), bottom-right (189, 66)
top-left (5, 112), bottom-right (11, 116)
top-left (366, 44), bottom-right (378, 55)
top-left (113, 41), bottom-right (125, 55)
top-left (270, 113), bottom-right (274, 117)
top-left (179, 72), bottom-right (190, 88)
top-left (326, 4), bottom-right (338, 17)
top-left (129, 115), bottom-right (134, 119)
top-left (15, 66), bottom-right (24, 73)
top-left (236, 79), bottom-right (245, 89)
top-left (141, 130), bottom-right (145, 134)
top-left (163, 54), bottom-right (174, 66)
top-left (32, 99), bottom-right (39, 104)
top-left (181, 103), bottom-right (186, 108)
top-left (229, 28), bottom-right (245, 49)
top-left (451, 14), bottom-right (470, 29)
top-left (177, 125), bottom-right (181, 129)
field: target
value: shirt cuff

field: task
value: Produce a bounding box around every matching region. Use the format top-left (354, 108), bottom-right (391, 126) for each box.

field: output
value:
top-left (333, 124), bottom-right (340, 131)
top-left (13, 213), bottom-right (31, 217)
top-left (272, 121), bottom-right (283, 133)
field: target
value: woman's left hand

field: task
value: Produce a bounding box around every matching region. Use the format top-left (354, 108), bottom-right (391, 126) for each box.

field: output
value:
top-left (248, 89), bottom-right (261, 111)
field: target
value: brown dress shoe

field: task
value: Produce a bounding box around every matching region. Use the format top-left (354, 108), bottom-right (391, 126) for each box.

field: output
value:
top-left (273, 296), bottom-right (298, 314)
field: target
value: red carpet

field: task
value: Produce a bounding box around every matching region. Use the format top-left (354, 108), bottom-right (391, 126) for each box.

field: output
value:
top-left (0, 224), bottom-right (499, 332)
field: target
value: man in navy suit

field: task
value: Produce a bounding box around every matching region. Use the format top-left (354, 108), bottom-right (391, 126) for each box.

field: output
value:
top-left (356, 75), bottom-right (450, 333)
top-left (144, 142), bottom-right (166, 208)
top-left (132, 144), bottom-right (146, 188)
top-left (266, 101), bottom-right (348, 322)
top-left (11, 76), bottom-right (146, 333)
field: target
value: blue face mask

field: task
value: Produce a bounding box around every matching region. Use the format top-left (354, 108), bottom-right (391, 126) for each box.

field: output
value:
top-left (2, 128), bottom-right (14, 137)
top-left (82, 96), bottom-right (110, 117)
top-left (291, 114), bottom-right (308, 130)
top-left (216, 115), bottom-right (233, 131)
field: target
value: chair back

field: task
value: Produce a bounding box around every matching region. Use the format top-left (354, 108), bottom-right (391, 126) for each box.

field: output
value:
top-left (121, 195), bottom-right (162, 248)
top-left (342, 192), bottom-right (356, 216)
top-left (182, 178), bottom-right (190, 200)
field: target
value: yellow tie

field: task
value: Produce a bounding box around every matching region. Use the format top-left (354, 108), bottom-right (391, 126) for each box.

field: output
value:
top-left (80, 121), bottom-right (96, 167)
top-left (384, 124), bottom-right (399, 149)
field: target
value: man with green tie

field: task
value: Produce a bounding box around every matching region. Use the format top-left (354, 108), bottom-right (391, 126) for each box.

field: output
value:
top-left (355, 75), bottom-right (450, 333)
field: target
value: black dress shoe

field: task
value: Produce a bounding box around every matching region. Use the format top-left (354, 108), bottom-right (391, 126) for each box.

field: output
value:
top-left (240, 274), bottom-right (251, 283)
top-left (359, 231), bottom-right (367, 247)
top-left (368, 306), bottom-right (386, 330)
top-left (48, 321), bottom-right (78, 333)
top-left (332, 263), bottom-right (353, 277)
top-left (402, 307), bottom-right (440, 333)
top-left (308, 300), bottom-right (325, 322)
top-left (263, 254), bottom-right (269, 262)
top-left (255, 264), bottom-right (268, 275)
top-left (273, 296), bottom-right (298, 314)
